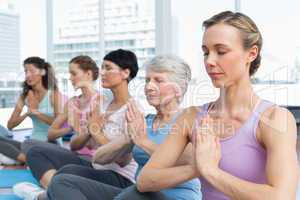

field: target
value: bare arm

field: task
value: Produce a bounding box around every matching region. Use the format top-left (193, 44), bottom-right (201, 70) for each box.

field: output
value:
top-left (61, 98), bottom-right (92, 151)
top-left (87, 95), bottom-right (110, 146)
top-left (69, 116), bottom-right (91, 151)
top-left (137, 107), bottom-right (199, 192)
top-left (28, 90), bottom-right (62, 126)
top-left (92, 135), bottom-right (134, 165)
top-left (199, 106), bottom-right (299, 200)
top-left (70, 132), bottom-right (91, 151)
top-left (31, 111), bottom-right (55, 126)
top-left (47, 102), bottom-right (72, 141)
top-left (7, 96), bottom-right (28, 130)
top-left (127, 101), bottom-right (194, 164)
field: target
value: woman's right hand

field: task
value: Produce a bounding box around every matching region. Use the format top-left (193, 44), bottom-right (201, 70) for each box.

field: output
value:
top-left (87, 103), bottom-right (106, 138)
top-left (68, 100), bottom-right (88, 134)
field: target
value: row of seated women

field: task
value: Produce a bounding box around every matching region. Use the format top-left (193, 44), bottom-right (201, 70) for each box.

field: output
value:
top-left (0, 11), bottom-right (299, 200)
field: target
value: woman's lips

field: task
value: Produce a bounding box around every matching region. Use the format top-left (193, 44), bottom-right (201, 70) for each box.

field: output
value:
top-left (208, 72), bottom-right (224, 79)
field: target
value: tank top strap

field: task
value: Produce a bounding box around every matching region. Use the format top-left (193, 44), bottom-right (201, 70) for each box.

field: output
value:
top-left (145, 111), bottom-right (182, 131)
top-left (168, 110), bottom-right (183, 127)
top-left (195, 102), bottom-right (211, 121)
top-left (40, 90), bottom-right (51, 105)
top-left (253, 99), bottom-right (275, 118)
top-left (252, 99), bottom-right (275, 134)
top-left (38, 90), bottom-right (54, 113)
top-left (191, 103), bottom-right (211, 142)
top-left (145, 114), bottom-right (156, 125)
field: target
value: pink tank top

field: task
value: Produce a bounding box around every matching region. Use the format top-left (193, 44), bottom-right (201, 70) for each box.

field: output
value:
top-left (195, 100), bottom-right (274, 200)
top-left (72, 94), bottom-right (100, 157)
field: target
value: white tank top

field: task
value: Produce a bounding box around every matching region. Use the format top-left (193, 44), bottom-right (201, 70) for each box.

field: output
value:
top-left (92, 99), bottom-right (138, 183)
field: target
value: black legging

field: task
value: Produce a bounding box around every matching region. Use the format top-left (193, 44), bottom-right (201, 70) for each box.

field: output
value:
top-left (26, 144), bottom-right (92, 181)
top-left (0, 136), bottom-right (56, 160)
top-left (0, 136), bottom-right (21, 159)
top-left (45, 174), bottom-right (170, 200)
top-left (55, 164), bottom-right (132, 189)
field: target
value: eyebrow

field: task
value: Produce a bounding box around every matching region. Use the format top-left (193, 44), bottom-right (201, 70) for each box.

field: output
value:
top-left (202, 43), bottom-right (229, 49)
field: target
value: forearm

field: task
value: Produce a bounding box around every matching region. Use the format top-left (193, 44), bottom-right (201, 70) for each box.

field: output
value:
top-left (90, 130), bottom-right (110, 146)
top-left (203, 168), bottom-right (288, 200)
top-left (139, 140), bottom-right (191, 166)
top-left (33, 112), bottom-right (55, 125)
top-left (137, 165), bottom-right (197, 192)
top-left (115, 153), bottom-right (133, 167)
top-left (7, 113), bottom-right (28, 130)
top-left (137, 139), bottom-right (158, 155)
top-left (48, 127), bottom-right (72, 141)
top-left (70, 133), bottom-right (91, 151)
top-left (93, 137), bottom-right (133, 165)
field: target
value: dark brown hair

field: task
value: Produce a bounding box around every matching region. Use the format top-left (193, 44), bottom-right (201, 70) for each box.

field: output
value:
top-left (22, 57), bottom-right (58, 99)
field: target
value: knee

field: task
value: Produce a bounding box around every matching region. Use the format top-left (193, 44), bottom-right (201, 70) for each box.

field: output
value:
top-left (50, 174), bottom-right (68, 186)
top-left (114, 185), bottom-right (141, 200)
top-left (22, 139), bottom-right (36, 151)
top-left (49, 174), bottom-right (79, 190)
top-left (27, 145), bottom-right (43, 158)
top-left (56, 164), bottom-right (79, 175)
top-left (47, 174), bottom-right (70, 197)
top-left (26, 146), bottom-right (46, 164)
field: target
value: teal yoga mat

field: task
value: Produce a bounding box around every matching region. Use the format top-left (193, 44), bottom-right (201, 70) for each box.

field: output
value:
top-left (0, 195), bottom-right (21, 200)
top-left (0, 170), bottom-right (38, 188)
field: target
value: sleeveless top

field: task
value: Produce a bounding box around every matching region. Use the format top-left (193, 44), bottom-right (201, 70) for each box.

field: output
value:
top-left (195, 99), bottom-right (274, 200)
top-left (133, 114), bottom-right (202, 200)
top-left (27, 90), bottom-right (60, 143)
top-left (92, 98), bottom-right (138, 184)
top-left (73, 94), bottom-right (99, 157)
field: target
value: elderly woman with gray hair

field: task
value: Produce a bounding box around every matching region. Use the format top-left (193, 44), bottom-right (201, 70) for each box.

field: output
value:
top-left (43, 55), bottom-right (201, 200)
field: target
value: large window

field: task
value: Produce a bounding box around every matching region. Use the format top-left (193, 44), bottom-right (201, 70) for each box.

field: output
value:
top-left (0, 0), bottom-right (47, 128)
top-left (103, 0), bottom-right (156, 113)
top-left (241, 0), bottom-right (300, 106)
top-left (166, 0), bottom-right (300, 107)
top-left (1, 0), bottom-right (299, 128)
top-left (169, 0), bottom-right (235, 107)
top-left (51, 0), bottom-right (156, 112)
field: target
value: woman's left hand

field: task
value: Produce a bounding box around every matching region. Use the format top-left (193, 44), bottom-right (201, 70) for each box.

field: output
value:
top-left (126, 100), bottom-right (148, 147)
top-left (193, 115), bottom-right (221, 177)
top-left (88, 96), bottom-right (106, 137)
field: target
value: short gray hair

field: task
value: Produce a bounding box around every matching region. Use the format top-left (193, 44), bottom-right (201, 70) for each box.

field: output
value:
top-left (143, 55), bottom-right (191, 101)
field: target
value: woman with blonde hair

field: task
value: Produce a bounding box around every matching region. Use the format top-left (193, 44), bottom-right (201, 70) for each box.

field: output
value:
top-left (137, 11), bottom-right (299, 199)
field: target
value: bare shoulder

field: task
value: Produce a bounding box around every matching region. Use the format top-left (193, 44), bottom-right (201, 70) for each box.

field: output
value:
top-left (260, 105), bottom-right (296, 133)
top-left (50, 89), bottom-right (60, 97)
top-left (50, 89), bottom-right (63, 103)
top-left (68, 96), bottom-right (77, 103)
top-left (180, 105), bottom-right (203, 118)
top-left (258, 104), bottom-right (297, 146)
top-left (173, 106), bottom-right (205, 139)
top-left (64, 96), bottom-right (78, 110)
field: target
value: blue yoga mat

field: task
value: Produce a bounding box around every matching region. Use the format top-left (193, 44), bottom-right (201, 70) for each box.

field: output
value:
top-left (0, 170), bottom-right (38, 188)
top-left (0, 195), bottom-right (21, 200)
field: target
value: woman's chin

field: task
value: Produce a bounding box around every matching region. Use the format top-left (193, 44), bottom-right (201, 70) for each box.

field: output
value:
top-left (73, 84), bottom-right (80, 90)
top-left (101, 84), bottom-right (110, 89)
top-left (211, 80), bottom-right (226, 89)
top-left (147, 100), bottom-right (160, 107)
top-left (26, 81), bottom-right (34, 86)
